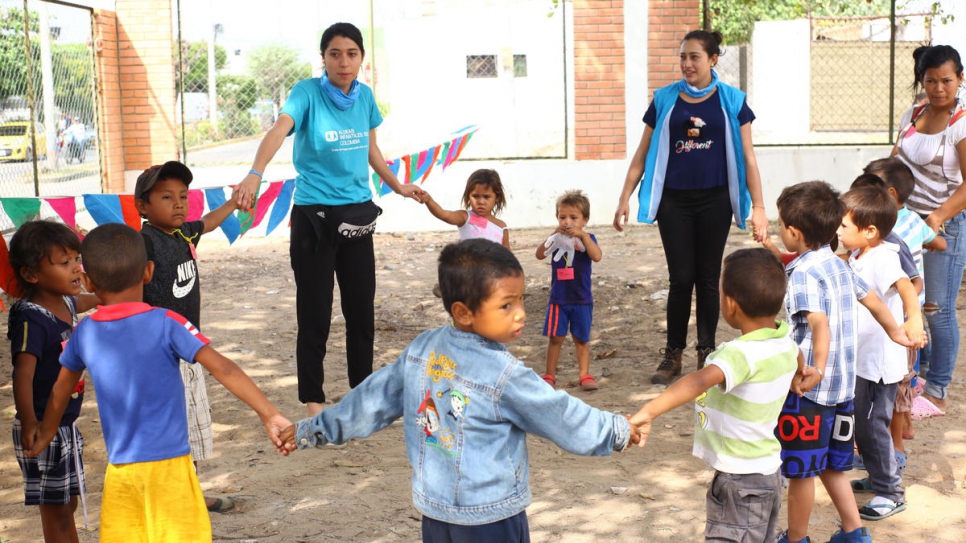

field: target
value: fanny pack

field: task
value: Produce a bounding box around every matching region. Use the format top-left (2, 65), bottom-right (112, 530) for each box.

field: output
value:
top-left (296, 201), bottom-right (383, 244)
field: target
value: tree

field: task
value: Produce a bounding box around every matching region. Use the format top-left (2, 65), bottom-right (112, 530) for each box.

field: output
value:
top-left (178, 40), bottom-right (227, 93)
top-left (0, 7), bottom-right (38, 103)
top-left (246, 43), bottom-right (311, 109)
top-left (52, 43), bottom-right (94, 122)
top-left (709, 0), bottom-right (953, 45)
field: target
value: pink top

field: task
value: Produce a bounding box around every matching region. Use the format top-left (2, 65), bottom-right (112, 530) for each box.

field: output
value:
top-left (457, 211), bottom-right (505, 244)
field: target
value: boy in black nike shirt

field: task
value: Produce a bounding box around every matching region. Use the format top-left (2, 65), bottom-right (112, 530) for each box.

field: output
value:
top-left (134, 161), bottom-right (240, 513)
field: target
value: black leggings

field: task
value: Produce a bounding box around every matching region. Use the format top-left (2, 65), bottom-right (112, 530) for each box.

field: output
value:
top-left (656, 186), bottom-right (733, 350)
top-left (290, 205), bottom-right (375, 404)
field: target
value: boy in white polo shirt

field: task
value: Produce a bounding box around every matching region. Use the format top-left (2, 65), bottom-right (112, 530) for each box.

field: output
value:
top-left (630, 248), bottom-right (798, 542)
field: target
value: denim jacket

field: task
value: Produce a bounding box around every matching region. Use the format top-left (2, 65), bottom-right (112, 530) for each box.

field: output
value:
top-left (295, 325), bottom-right (631, 525)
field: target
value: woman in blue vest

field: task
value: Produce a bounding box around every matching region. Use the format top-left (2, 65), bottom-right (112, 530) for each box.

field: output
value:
top-left (613, 30), bottom-right (768, 385)
top-left (235, 22), bottom-right (423, 417)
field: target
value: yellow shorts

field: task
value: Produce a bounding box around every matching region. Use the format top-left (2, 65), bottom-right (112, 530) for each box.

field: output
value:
top-left (100, 454), bottom-right (211, 543)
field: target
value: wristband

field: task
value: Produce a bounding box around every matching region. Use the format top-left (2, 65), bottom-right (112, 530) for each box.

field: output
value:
top-left (248, 169), bottom-right (263, 178)
top-left (815, 367), bottom-right (824, 377)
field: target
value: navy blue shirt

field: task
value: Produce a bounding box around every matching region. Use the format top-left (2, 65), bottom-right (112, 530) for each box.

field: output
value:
top-left (8, 297), bottom-right (83, 425)
top-left (644, 91), bottom-right (755, 190)
top-left (549, 234), bottom-right (596, 305)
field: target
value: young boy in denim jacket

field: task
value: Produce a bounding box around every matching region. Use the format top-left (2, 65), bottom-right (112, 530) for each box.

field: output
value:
top-left (630, 248), bottom-right (798, 543)
top-left (282, 239), bottom-right (639, 541)
top-left (774, 181), bottom-right (921, 543)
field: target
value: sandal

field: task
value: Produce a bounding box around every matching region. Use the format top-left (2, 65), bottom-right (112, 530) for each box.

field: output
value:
top-left (910, 395), bottom-right (945, 420)
top-left (859, 497), bottom-right (906, 520)
top-left (578, 375), bottom-right (599, 391)
top-left (542, 374), bottom-right (556, 387)
top-left (206, 496), bottom-right (236, 513)
top-left (850, 478), bottom-right (875, 493)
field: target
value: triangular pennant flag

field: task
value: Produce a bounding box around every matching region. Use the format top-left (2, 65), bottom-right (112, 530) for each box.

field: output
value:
top-left (442, 135), bottom-right (463, 169)
top-left (251, 181), bottom-right (283, 229)
top-left (84, 194), bottom-right (125, 226)
top-left (235, 182), bottom-right (263, 237)
top-left (451, 130), bottom-right (475, 164)
top-left (118, 195), bottom-right (143, 230)
top-left (0, 198), bottom-right (42, 227)
top-left (266, 180), bottom-right (295, 235)
top-left (411, 149), bottom-right (431, 184)
top-left (204, 188), bottom-right (239, 244)
top-left (45, 197), bottom-right (77, 230)
top-left (400, 154), bottom-right (413, 185)
top-left (419, 145), bottom-right (442, 184)
top-left (437, 141), bottom-right (451, 166)
top-left (187, 189), bottom-right (205, 222)
top-left (0, 233), bottom-right (23, 300)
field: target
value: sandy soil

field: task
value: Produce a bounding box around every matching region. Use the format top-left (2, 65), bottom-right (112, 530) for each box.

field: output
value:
top-left (2, 224), bottom-right (965, 542)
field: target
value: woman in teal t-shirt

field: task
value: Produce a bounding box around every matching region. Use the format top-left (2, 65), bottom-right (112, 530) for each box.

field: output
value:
top-left (236, 22), bottom-right (423, 417)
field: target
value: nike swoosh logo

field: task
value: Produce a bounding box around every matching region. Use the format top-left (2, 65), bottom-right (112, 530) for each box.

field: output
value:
top-left (172, 276), bottom-right (196, 298)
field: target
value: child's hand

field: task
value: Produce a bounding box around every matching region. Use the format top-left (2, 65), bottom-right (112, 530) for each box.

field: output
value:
top-left (625, 416), bottom-right (644, 448)
top-left (279, 423), bottom-right (297, 451)
top-left (265, 414), bottom-right (296, 456)
top-left (419, 190), bottom-right (434, 205)
top-left (19, 420), bottom-right (37, 452)
top-left (899, 319), bottom-right (926, 349)
top-left (886, 326), bottom-right (918, 349)
top-left (26, 426), bottom-right (56, 458)
top-left (793, 366), bottom-right (822, 396)
top-left (398, 184), bottom-right (425, 203)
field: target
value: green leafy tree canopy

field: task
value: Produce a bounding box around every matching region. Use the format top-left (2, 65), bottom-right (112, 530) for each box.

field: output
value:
top-left (246, 43), bottom-right (311, 107)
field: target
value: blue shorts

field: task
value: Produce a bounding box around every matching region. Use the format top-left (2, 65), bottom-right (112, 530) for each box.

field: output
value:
top-left (542, 303), bottom-right (592, 342)
top-left (776, 394), bottom-right (854, 478)
top-left (13, 419), bottom-right (85, 506)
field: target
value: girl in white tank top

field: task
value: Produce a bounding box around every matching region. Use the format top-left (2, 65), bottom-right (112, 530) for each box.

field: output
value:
top-left (421, 169), bottom-right (510, 248)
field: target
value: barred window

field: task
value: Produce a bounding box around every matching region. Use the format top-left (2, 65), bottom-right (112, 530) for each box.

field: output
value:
top-left (466, 55), bottom-right (497, 78)
top-left (513, 54), bottom-right (527, 77)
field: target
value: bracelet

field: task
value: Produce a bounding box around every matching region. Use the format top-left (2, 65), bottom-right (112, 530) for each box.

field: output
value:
top-left (815, 367), bottom-right (824, 377)
top-left (248, 169), bottom-right (263, 178)
top-left (752, 205), bottom-right (765, 209)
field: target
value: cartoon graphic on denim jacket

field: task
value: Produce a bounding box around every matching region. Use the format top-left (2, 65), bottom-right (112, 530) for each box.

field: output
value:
top-left (416, 391), bottom-right (441, 437)
top-left (438, 388), bottom-right (470, 420)
top-left (416, 390), bottom-right (458, 456)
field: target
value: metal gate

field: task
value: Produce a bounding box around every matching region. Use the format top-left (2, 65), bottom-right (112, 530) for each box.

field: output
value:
top-left (0, 0), bottom-right (101, 200)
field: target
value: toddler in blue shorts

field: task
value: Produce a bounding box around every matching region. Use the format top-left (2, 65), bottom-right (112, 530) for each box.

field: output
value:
top-left (536, 190), bottom-right (602, 391)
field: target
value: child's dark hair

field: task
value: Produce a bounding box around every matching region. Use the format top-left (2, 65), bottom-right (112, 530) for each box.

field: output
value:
top-left (777, 181), bottom-right (844, 250)
top-left (722, 248), bottom-right (786, 318)
top-left (80, 223), bottom-right (147, 294)
top-left (863, 157), bottom-right (915, 204)
top-left (556, 189), bottom-right (591, 219)
top-left (841, 185), bottom-right (897, 238)
top-left (461, 169), bottom-right (506, 215)
top-left (438, 239), bottom-right (523, 315)
top-left (8, 220), bottom-right (81, 299)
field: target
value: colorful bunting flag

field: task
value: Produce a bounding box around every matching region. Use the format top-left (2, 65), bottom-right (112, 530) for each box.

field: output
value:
top-left (0, 198), bottom-right (42, 227)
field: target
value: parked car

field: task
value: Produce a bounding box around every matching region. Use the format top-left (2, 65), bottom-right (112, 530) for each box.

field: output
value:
top-left (0, 121), bottom-right (47, 161)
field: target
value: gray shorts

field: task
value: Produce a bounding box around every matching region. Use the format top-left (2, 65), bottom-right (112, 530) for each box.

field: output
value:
top-left (181, 360), bottom-right (213, 462)
top-left (705, 469), bottom-right (782, 543)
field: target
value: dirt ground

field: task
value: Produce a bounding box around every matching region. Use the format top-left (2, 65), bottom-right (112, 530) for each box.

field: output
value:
top-left (2, 224), bottom-right (965, 542)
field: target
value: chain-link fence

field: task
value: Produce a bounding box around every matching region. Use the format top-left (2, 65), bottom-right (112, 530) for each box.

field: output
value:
top-left (709, 1), bottom-right (940, 145)
top-left (0, 0), bottom-right (100, 199)
top-left (177, 0), bottom-right (568, 169)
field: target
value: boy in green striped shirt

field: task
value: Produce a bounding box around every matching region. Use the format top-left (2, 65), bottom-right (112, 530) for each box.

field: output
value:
top-left (630, 248), bottom-right (798, 542)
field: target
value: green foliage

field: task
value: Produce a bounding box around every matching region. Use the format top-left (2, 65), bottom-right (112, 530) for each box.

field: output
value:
top-left (377, 99), bottom-right (390, 118)
top-left (246, 43), bottom-right (311, 108)
top-left (52, 43), bottom-right (94, 122)
top-left (178, 40), bottom-right (227, 93)
top-left (709, 0), bottom-right (954, 45)
top-left (216, 73), bottom-right (260, 139)
top-left (0, 8), bottom-right (38, 102)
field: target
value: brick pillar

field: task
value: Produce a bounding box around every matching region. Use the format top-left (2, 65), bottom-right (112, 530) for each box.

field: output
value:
top-left (93, 10), bottom-right (123, 193)
top-left (573, 0), bottom-right (626, 160)
top-left (95, 0), bottom-right (179, 193)
top-left (647, 0), bottom-right (701, 95)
